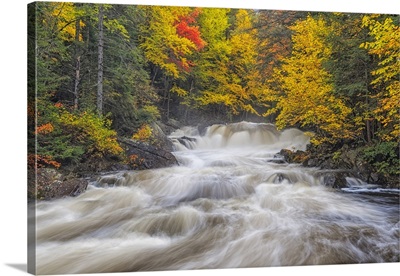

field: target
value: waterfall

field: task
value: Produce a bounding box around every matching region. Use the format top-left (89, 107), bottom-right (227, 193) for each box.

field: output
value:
top-left (33, 122), bottom-right (399, 275)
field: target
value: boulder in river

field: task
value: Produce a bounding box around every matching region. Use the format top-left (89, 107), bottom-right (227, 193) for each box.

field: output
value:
top-left (279, 149), bottom-right (310, 164)
top-left (119, 138), bottom-right (178, 170)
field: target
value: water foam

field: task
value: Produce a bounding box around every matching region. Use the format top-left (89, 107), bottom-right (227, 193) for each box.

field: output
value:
top-left (34, 122), bottom-right (399, 274)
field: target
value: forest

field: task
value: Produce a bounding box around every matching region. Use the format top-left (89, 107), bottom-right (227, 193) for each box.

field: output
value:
top-left (28, 2), bottom-right (399, 187)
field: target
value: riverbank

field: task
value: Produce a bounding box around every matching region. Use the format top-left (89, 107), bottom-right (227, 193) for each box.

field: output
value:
top-left (279, 142), bottom-right (399, 189)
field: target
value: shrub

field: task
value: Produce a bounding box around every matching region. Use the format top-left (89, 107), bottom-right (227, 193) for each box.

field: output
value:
top-left (33, 102), bottom-right (123, 167)
top-left (362, 141), bottom-right (400, 176)
top-left (132, 124), bottom-right (153, 142)
top-left (59, 110), bottom-right (123, 157)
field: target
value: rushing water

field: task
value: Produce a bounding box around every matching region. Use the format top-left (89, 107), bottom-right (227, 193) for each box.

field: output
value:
top-left (33, 122), bottom-right (399, 274)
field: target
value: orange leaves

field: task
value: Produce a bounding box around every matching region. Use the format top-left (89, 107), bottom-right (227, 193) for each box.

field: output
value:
top-left (35, 123), bottom-right (54, 135)
top-left (28, 154), bottom-right (61, 169)
top-left (54, 102), bottom-right (63, 108)
top-left (132, 124), bottom-right (153, 142)
top-left (128, 154), bottom-right (145, 169)
top-left (28, 104), bottom-right (36, 118)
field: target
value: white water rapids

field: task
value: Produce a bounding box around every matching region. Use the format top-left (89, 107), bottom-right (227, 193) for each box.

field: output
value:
top-left (33, 122), bottom-right (399, 274)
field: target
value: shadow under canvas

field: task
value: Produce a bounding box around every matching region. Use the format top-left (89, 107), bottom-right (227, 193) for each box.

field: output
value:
top-left (6, 263), bottom-right (27, 273)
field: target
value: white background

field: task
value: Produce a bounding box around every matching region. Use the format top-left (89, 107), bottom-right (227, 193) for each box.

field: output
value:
top-left (0, 0), bottom-right (399, 276)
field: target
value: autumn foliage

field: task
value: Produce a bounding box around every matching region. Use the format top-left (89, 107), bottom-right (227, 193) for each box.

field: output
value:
top-left (270, 16), bottom-right (354, 144)
top-left (35, 123), bottom-right (54, 135)
top-left (59, 110), bottom-right (123, 156)
top-left (175, 9), bottom-right (206, 51)
top-left (361, 15), bottom-right (400, 142)
top-left (29, 2), bottom-right (399, 179)
top-left (132, 124), bottom-right (153, 142)
top-left (31, 102), bottom-right (123, 167)
top-left (28, 154), bottom-right (61, 169)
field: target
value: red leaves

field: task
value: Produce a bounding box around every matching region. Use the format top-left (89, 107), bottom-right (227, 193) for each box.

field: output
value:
top-left (176, 21), bottom-right (206, 51)
top-left (170, 8), bottom-right (206, 73)
top-left (175, 8), bottom-right (206, 51)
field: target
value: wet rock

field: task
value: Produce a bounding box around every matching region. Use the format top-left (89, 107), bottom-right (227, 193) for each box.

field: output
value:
top-left (268, 154), bottom-right (286, 164)
top-left (315, 170), bottom-right (355, 189)
top-left (304, 158), bottom-right (319, 167)
top-left (176, 136), bottom-right (197, 149)
top-left (167, 118), bottom-right (182, 129)
top-left (279, 149), bottom-right (310, 164)
top-left (151, 121), bottom-right (175, 151)
top-left (30, 168), bottom-right (88, 200)
top-left (119, 138), bottom-right (178, 170)
top-left (370, 173), bottom-right (379, 183)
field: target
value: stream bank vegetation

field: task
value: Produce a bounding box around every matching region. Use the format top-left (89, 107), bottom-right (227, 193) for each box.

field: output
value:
top-left (28, 3), bottom-right (399, 200)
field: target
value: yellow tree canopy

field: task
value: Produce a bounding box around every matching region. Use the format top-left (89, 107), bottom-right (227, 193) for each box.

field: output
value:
top-left (139, 6), bottom-right (203, 79)
top-left (272, 15), bottom-right (354, 144)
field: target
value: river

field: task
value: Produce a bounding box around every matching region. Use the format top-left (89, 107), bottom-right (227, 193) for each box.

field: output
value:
top-left (33, 122), bottom-right (399, 274)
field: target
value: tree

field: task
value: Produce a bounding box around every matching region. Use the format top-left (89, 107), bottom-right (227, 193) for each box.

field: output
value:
top-left (271, 15), bottom-right (354, 144)
top-left (101, 4), bottom-right (158, 135)
top-left (361, 15), bottom-right (400, 142)
top-left (139, 6), bottom-right (205, 118)
top-left (193, 9), bottom-right (270, 118)
top-left (97, 5), bottom-right (104, 116)
top-left (255, 10), bottom-right (307, 83)
top-left (325, 13), bottom-right (376, 143)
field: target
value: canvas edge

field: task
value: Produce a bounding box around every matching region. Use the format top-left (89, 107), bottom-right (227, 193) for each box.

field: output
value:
top-left (27, 1), bottom-right (37, 275)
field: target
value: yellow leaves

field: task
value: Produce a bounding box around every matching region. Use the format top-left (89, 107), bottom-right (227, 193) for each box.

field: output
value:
top-left (198, 92), bottom-right (235, 107)
top-left (290, 15), bottom-right (333, 59)
top-left (234, 9), bottom-right (253, 32)
top-left (198, 8), bottom-right (231, 43)
top-left (142, 105), bottom-right (161, 121)
top-left (139, 6), bottom-right (201, 79)
top-left (50, 2), bottom-right (85, 42)
top-left (59, 110), bottom-right (123, 156)
top-left (195, 8), bottom-right (264, 117)
top-left (170, 85), bottom-right (188, 97)
top-left (272, 15), bottom-right (355, 144)
top-left (361, 15), bottom-right (400, 142)
top-left (103, 19), bottom-right (130, 40)
top-left (132, 124), bottom-right (153, 142)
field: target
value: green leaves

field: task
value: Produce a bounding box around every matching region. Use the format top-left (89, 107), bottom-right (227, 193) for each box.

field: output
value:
top-left (363, 141), bottom-right (400, 175)
top-left (361, 15), bottom-right (400, 142)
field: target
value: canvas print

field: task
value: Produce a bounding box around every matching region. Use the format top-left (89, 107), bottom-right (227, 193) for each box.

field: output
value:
top-left (27, 1), bottom-right (399, 275)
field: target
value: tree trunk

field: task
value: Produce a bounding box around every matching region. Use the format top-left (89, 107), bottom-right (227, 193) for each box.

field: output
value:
top-left (74, 56), bottom-right (81, 109)
top-left (364, 65), bottom-right (372, 144)
top-left (73, 17), bottom-right (81, 110)
top-left (97, 5), bottom-right (104, 116)
top-left (162, 75), bottom-right (170, 120)
top-left (167, 89), bottom-right (171, 121)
